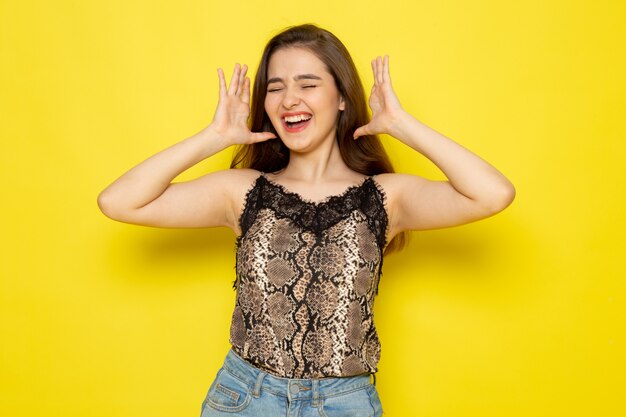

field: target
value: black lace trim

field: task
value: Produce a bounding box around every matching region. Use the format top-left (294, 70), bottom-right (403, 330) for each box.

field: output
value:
top-left (238, 174), bottom-right (389, 250)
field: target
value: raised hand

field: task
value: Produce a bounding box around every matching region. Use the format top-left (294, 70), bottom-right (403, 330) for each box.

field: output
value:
top-left (353, 55), bottom-right (407, 139)
top-left (208, 63), bottom-right (276, 145)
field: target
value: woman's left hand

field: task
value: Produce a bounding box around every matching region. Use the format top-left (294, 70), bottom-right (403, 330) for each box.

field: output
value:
top-left (353, 55), bottom-right (408, 139)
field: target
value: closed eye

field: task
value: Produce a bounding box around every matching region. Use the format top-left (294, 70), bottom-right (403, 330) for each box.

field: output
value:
top-left (302, 85), bottom-right (317, 89)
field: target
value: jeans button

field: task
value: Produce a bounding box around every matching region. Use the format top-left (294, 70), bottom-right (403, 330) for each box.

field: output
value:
top-left (289, 384), bottom-right (299, 394)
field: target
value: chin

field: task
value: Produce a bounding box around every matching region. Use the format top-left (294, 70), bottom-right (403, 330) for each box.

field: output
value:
top-left (274, 126), bottom-right (336, 154)
top-left (281, 140), bottom-right (313, 154)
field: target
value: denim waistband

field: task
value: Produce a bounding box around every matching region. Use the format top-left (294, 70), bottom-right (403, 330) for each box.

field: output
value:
top-left (222, 348), bottom-right (375, 401)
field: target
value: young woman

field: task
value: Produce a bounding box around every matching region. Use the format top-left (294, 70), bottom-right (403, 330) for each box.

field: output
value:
top-left (98, 24), bottom-right (514, 417)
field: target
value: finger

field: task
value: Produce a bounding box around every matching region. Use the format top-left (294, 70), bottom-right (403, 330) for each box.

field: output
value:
top-left (250, 131), bottom-right (277, 143)
top-left (241, 77), bottom-right (251, 104)
top-left (228, 63), bottom-right (240, 95)
top-left (371, 59), bottom-right (378, 86)
top-left (236, 64), bottom-right (248, 96)
top-left (353, 124), bottom-right (369, 139)
top-left (372, 57), bottom-right (378, 84)
top-left (372, 59), bottom-right (376, 87)
top-left (376, 56), bottom-right (384, 84)
top-left (383, 55), bottom-right (390, 84)
top-left (217, 68), bottom-right (227, 97)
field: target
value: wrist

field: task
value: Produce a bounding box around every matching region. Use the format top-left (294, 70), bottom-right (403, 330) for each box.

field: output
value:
top-left (189, 125), bottom-right (232, 158)
top-left (388, 110), bottom-right (415, 139)
top-left (200, 124), bottom-right (233, 148)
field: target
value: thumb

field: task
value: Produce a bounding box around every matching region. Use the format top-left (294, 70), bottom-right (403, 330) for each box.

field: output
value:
top-left (250, 131), bottom-right (277, 143)
top-left (353, 124), bottom-right (369, 140)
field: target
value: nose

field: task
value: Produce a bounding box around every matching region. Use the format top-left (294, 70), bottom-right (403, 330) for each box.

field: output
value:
top-left (281, 87), bottom-right (301, 109)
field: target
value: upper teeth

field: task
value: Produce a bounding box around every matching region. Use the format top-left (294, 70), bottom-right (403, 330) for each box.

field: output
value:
top-left (284, 114), bottom-right (311, 123)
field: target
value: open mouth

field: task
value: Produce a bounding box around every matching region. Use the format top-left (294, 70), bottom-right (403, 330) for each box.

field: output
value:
top-left (282, 113), bottom-right (312, 132)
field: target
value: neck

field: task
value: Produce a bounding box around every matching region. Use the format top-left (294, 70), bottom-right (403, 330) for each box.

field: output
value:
top-left (280, 139), bottom-right (352, 182)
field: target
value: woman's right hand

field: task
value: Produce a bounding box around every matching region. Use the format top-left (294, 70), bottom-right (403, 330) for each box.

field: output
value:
top-left (206, 63), bottom-right (276, 145)
top-left (98, 63), bottom-right (273, 229)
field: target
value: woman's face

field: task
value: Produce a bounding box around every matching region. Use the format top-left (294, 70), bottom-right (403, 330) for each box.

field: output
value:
top-left (264, 47), bottom-right (345, 154)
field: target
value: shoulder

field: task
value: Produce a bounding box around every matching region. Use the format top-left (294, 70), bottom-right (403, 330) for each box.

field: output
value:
top-left (370, 172), bottom-right (430, 238)
top-left (211, 167), bottom-right (262, 182)
top-left (233, 169), bottom-right (266, 201)
top-left (188, 168), bottom-right (262, 233)
top-left (224, 169), bottom-right (264, 235)
top-left (203, 167), bottom-right (260, 189)
top-left (371, 172), bottom-right (429, 199)
top-left (193, 168), bottom-right (263, 202)
top-left (216, 168), bottom-right (264, 208)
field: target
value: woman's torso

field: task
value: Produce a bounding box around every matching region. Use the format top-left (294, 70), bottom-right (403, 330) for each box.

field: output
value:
top-left (228, 171), bottom-right (389, 378)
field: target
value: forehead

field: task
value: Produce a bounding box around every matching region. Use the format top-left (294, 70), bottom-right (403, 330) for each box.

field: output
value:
top-left (267, 47), bottom-right (331, 78)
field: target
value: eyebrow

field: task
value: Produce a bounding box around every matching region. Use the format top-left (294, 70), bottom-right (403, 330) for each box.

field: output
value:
top-left (267, 74), bottom-right (323, 84)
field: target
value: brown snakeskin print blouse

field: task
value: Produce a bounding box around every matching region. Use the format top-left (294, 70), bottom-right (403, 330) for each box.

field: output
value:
top-left (229, 173), bottom-right (388, 378)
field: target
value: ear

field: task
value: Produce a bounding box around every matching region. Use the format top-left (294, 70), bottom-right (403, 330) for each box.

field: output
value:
top-left (338, 95), bottom-right (345, 111)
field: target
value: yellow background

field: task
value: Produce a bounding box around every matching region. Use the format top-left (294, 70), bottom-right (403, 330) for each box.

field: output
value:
top-left (1, 0), bottom-right (624, 416)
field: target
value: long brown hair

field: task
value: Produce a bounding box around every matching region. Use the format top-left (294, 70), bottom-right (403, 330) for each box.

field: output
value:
top-left (231, 24), bottom-right (406, 254)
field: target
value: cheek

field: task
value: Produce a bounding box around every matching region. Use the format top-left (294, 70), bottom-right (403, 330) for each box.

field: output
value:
top-left (320, 91), bottom-right (341, 111)
top-left (264, 95), bottom-right (279, 116)
top-left (263, 98), bottom-right (281, 129)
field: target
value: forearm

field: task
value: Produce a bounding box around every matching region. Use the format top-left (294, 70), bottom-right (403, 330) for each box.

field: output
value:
top-left (97, 126), bottom-right (229, 212)
top-left (392, 112), bottom-right (515, 208)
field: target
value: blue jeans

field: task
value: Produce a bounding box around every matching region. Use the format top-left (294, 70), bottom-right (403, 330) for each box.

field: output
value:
top-left (200, 349), bottom-right (384, 416)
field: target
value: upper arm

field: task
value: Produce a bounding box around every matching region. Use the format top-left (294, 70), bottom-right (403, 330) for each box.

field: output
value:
top-left (99, 169), bottom-right (257, 231)
top-left (379, 173), bottom-right (510, 235)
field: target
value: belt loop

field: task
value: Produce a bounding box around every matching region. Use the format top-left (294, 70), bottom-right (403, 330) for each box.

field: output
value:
top-left (252, 371), bottom-right (266, 398)
top-left (311, 379), bottom-right (320, 407)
